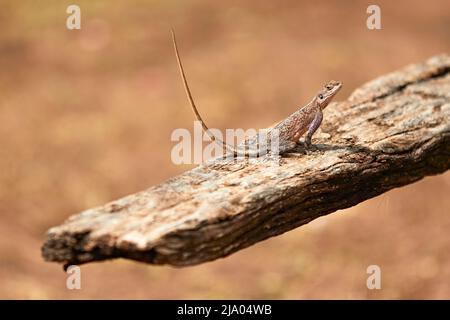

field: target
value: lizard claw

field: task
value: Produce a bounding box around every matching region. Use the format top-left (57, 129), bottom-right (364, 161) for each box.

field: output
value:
top-left (301, 137), bottom-right (319, 154)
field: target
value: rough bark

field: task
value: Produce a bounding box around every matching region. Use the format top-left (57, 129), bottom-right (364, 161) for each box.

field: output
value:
top-left (42, 55), bottom-right (450, 267)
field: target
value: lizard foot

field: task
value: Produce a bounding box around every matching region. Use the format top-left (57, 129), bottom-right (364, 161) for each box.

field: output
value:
top-left (299, 138), bottom-right (319, 154)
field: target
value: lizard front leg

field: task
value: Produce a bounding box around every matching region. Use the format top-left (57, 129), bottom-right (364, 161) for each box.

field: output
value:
top-left (304, 110), bottom-right (323, 147)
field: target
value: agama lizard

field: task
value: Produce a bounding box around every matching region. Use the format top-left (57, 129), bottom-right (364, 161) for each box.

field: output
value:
top-left (171, 30), bottom-right (342, 158)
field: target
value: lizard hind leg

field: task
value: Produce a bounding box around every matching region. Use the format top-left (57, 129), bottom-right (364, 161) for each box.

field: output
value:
top-left (259, 140), bottom-right (296, 166)
top-left (272, 140), bottom-right (297, 156)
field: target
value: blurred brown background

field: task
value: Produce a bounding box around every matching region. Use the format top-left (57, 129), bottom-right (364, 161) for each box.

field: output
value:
top-left (0, 0), bottom-right (449, 299)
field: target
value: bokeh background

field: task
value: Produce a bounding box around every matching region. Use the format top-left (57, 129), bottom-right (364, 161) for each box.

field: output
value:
top-left (1, 0), bottom-right (449, 299)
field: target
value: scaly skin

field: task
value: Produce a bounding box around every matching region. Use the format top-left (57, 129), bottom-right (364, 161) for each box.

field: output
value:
top-left (171, 29), bottom-right (342, 157)
top-left (274, 80), bottom-right (342, 146)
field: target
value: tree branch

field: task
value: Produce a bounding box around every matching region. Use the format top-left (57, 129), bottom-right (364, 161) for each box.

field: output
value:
top-left (42, 55), bottom-right (450, 267)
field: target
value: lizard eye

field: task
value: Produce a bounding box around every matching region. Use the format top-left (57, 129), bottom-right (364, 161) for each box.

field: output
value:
top-left (318, 94), bottom-right (324, 99)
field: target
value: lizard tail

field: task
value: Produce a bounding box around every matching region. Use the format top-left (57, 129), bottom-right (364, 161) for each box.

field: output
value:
top-left (171, 28), bottom-right (238, 156)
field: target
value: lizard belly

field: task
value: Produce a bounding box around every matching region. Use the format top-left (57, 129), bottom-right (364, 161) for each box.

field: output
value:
top-left (292, 127), bottom-right (308, 141)
top-left (279, 117), bottom-right (309, 141)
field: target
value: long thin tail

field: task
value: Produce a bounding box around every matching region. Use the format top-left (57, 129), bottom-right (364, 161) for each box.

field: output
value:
top-left (171, 29), bottom-right (238, 156)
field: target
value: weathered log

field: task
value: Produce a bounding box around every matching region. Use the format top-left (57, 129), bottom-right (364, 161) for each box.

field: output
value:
top-left (42, 55), bottom-right (450, 267)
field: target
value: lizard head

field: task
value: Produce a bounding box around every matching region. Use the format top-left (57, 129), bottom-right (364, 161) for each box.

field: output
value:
top-left (316, 80), bottom-right (342, 109)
